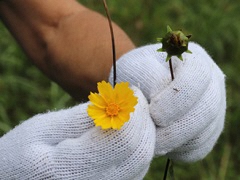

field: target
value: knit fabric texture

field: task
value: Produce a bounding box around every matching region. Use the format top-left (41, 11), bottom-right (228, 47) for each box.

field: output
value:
top-left (109, 42), bottom-right (226, 162)
top-left (0, 88), bottom-right (156, 179)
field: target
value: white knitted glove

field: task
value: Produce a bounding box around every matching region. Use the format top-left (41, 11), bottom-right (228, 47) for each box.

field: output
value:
top-left (0, 87), bottom-right (155, 180)
top-left (109, 42), bottom-right (226, 162)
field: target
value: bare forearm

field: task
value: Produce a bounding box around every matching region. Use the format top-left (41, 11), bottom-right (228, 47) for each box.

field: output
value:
top-left (0, 0), bottom-right (135, 100)
top-left (0, 0), bottom-right (83, 68)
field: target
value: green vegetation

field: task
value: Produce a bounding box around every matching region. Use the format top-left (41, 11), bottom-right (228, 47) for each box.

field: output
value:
top-left (0, 0), bottom-right (239, 179)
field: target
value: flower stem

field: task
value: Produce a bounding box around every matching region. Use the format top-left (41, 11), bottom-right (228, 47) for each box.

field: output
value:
top-left (163, 158), bottom-right (170, 180)
top-left (163, 58), bottom-right (175, 180)
top-left (102, 0), bottom-right (117, 86)
top-left (163, 158), bottom-right (175, 180)
top-left (169, 58), bottom-right (174, 81)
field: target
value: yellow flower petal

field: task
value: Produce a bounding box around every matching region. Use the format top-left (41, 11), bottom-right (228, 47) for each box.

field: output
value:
top-left (88, 92), bottom-right (107, 108)
top-left (115, 82), bottom-right (131, 103)
top-left (94, 116), bottom-right (112, 129)
top-left (97, 81), bottom-right (114, 103)
top-left (115, 83), bottom-right (138, 107)
top-left (117, 112), bottom-right (130, 123)
top-left (87, 105), bottom-right (106, 119)
top-left (120, 104), bottom-right (136, 112)
top-left (110, 116), bottom-right (124, 130)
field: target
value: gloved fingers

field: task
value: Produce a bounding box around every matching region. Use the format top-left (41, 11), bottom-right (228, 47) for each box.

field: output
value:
top-left (109, 44), bottom-right (170, 101)
top-left (167, 123), bottom-right (224, 162)
top-left (154, 69), bottom-right (224, 156)
top-left (166, 100), bottom-right (225, 162)
top-left (150, 42), bottom-right (216, 126)
top-left (53, 88), bottom-right (156, 179)
top-left (166, 73), bottom-right (226, 162)
top-left (100, 116), bottom-right (155, 180)
top-left (104, 106), bottom-right (155, 180)
top-left (20, 102), bottom-right (94, 144)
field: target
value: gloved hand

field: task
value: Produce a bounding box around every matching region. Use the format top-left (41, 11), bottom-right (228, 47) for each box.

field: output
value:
top-left (109, 42), bottom-right (226, 162)
top-left (0, 87), bottom-right (156, 179)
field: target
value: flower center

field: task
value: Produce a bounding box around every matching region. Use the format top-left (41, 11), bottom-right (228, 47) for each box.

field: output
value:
top-left (106, 103), bottom-right (120, 116)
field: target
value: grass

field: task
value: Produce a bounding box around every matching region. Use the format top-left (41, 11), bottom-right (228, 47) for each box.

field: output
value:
top-left (1, 0), bottom-right (240, 179)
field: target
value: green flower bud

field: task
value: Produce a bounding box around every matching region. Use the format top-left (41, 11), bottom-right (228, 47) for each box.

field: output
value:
top-left (157, 26), bottom-right (192, 61)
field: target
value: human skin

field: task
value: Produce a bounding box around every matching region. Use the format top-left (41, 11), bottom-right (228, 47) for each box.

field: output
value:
top-left (0, 0), bottom-right (135, 101)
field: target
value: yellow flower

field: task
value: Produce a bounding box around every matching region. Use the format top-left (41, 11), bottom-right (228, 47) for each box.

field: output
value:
top-left (87, 81), bottom-right (138, 130)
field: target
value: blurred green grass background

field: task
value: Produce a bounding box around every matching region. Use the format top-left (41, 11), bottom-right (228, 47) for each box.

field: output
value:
top-left (0, 0), bottom-right (239, 179)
